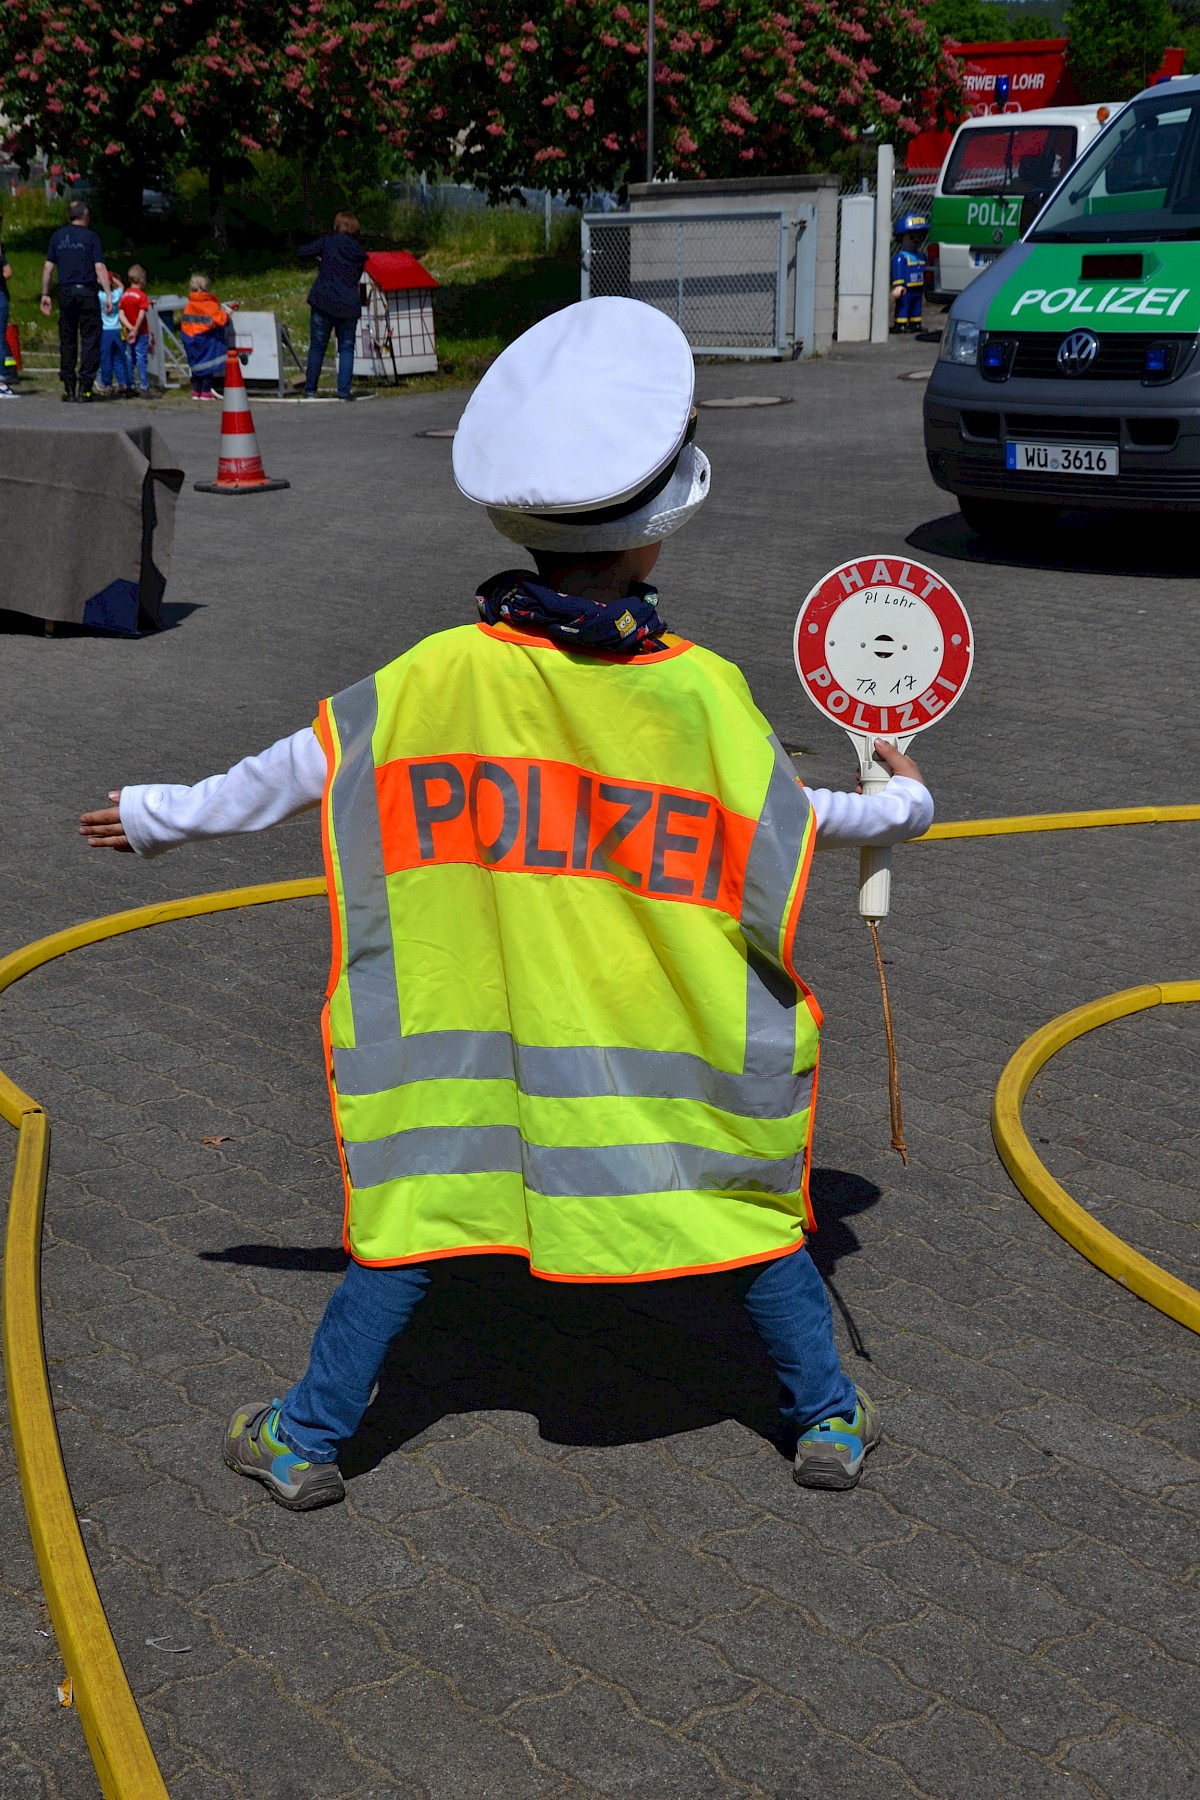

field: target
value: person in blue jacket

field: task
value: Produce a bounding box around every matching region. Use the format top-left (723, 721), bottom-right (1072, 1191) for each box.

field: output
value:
top-left (300, 212), bottom-right (368, 401)
top-left (890, 214), bottom-right (927, 333)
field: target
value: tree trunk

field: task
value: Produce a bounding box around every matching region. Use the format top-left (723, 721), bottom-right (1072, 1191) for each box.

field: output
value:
top-left (209, 158), bottom-right (228, 252)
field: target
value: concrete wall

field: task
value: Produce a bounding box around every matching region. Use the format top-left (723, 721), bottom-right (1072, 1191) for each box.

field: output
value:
top-left (626, 175), bottom-right (839, 356)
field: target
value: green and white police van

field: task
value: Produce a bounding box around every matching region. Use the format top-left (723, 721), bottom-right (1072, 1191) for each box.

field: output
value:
top-left (925, 76), bottom-right (1200, 539)
top-left (927, 104), bottom-right (1119, 303)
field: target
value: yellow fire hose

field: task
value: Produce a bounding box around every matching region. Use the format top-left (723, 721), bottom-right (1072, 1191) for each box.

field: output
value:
top-left (0, 881), bottom-right (321, 1800)
top-left (2, 805), bottom-right (1198, 1797)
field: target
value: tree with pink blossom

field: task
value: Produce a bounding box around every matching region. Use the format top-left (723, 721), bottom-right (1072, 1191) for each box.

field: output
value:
top-left (397, 0), bottom-right (962, 192)
top-left (0, 0), bottom-right (960, 219)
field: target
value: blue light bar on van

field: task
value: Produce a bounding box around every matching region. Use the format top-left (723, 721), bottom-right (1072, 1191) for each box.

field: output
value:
top-left (1143, 343), bottom-right (1178, 382)
top-left (994, 74), bottom-right (1011, 109)
top-left (981, 337), bottom-right (1014, 381)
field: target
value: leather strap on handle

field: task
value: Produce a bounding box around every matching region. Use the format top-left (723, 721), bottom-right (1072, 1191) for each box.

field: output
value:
top-left (868, 919), bottom-right (907, 1165)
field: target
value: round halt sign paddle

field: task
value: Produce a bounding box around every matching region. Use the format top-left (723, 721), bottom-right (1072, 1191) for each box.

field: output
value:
top-left (793, 555), bottom-right (973, 743)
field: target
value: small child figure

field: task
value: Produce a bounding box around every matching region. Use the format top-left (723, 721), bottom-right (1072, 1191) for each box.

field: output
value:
top-left (97, 264), bottom-right (131, 397)
top-left (120, 264), bottom-right (153, 397)
top-left (890, 213), bottom-right (928, 334)
top-left (180, 271), bottom-right (231, 400)
top-left (80, 300), bottom-right (934, 1512)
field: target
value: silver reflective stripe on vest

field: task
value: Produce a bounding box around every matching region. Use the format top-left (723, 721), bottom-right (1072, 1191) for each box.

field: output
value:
top-left (740, 736), bottom-right (811, 965)
top-left (740, 736), bottom-right (811, 1081)
top-left (329, 677), bottom-right (403, 1049)
top-left (332, 1030), bottom-right (813, 1119)
top-left (344, 1124), bottom-right (805, 1196)
top-left (744, 949), bottom-right (800, 1084)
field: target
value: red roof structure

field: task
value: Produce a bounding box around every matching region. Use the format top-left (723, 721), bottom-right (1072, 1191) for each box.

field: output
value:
top-left (364, 251), bottom-right (439, 292)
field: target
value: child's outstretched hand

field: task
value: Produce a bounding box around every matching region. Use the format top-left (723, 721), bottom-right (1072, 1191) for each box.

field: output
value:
top-left (873, 739), bottom-right (924, 783)
top-left (80, 793), bottom-right (133, 852)
top-left (859, 739), bottom-right (925, 788)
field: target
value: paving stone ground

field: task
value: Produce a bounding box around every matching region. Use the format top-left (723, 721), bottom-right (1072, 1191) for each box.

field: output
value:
top-left (1, 329), bottom-right (1198, 1799)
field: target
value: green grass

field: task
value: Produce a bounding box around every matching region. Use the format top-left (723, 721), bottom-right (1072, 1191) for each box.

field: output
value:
top-left (3, 187), bottom-right (581, 397)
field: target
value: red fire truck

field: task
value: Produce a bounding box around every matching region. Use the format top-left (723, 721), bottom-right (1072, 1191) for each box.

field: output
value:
top-left (906, 39), bottom-right (1187, 178)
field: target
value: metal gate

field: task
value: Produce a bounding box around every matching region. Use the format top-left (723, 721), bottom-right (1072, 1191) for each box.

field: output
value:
top-left (582, 210), bottom-right (805, 359)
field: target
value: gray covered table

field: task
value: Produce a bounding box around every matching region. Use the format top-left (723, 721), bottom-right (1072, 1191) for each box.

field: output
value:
top-left (0, 423), bottom-right (183, 633)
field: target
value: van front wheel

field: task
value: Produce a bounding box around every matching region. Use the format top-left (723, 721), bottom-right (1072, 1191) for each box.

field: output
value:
top-left (958, 496), bottom-right (1060, 543)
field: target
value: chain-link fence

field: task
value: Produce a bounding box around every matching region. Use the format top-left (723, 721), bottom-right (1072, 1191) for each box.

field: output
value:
top-left (840, 172), bottom-right (937, 216)
top-left (582, 211), bottom-right (791, 357)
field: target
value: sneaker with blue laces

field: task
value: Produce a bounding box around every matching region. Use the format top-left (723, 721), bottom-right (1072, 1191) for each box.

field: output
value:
top-left (794, 1388), bottom-right (881, 1490)
top-left (224, 1400), bottom-right (345, 1510)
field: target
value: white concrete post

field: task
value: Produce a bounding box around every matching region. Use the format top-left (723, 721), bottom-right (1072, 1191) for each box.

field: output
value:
top-left (870, 143), bottom-right (895, 344)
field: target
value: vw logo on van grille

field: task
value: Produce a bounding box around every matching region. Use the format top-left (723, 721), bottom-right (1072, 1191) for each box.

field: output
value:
top-left (1057, 330), bottom-right (1100, 375)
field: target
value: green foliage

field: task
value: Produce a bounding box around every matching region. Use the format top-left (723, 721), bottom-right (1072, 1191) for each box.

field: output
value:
top-left (928, 0), bottom-right (1021, 40)
top-left (1169, 10), bottom-right (1200, 69)
top-left (0, 186), bottom-right (68, 246)
top-left (926, 0), bottom-right (1058, 40)
top-left (1065, 0), bottom-right (1176, 97)
top-left (1013, 6), bottom-right (1061, 36)
top-left (3, 179), bottom-right (581, 385)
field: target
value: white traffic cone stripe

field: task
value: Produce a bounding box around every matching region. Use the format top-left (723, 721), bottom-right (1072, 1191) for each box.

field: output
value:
top-left (217, 433), bottom-right (266, 459)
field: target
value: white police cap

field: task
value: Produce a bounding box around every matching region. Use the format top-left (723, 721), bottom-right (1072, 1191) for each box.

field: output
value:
top-left (453, 296), bottom-right (710, 552)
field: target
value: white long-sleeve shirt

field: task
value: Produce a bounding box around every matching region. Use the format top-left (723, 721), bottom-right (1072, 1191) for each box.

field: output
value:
top-left (118, 727), bottom-right (934, 858)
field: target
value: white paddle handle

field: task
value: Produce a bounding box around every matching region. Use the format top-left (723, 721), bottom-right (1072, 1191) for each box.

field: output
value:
top-left (858, 755), bottom-right (892, 923)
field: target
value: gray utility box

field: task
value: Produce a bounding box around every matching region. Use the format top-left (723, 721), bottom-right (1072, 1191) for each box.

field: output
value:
top-left (623, 174), bottom-right (838, 358)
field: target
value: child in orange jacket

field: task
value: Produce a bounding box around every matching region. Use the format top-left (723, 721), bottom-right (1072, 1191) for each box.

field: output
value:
top-left (179, 272), bottom-right (230, 400)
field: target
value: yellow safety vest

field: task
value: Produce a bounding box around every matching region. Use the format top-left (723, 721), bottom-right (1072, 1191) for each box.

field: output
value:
top-left (317, 620), bottom-right (822, 1282)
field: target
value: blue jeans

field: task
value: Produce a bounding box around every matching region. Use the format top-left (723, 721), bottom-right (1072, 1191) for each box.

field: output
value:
top-left (305, 307), bottom-right (356, 397)
top-left (127, 333), bottom-right (150, 392)
top-left (276, 1247), bottom-right (858, 1463)
top-left (99, 332), bottom-right (130, 389)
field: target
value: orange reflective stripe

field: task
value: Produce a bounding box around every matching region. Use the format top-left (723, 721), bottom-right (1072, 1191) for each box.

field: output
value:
top-left (314, 703), bottom-right (342, 1003)
top-left (376, 752), bottom-right (756, 916)
top-left (476, 620), bottom-right (694, 664)
top-left (347, 1237), bottom-right (807, 1281)
top-left (798, 1050), bottom-right (820, 1233)
top-left (781, 799), bottom-right (823, 1027)
top-left (315, 702), bottom-right (355, 1248)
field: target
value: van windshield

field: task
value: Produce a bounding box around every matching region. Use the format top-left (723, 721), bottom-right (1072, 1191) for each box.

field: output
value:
top-left (942, 124), bottom-right (1077, 197)
top-left (1030, 97), bottom-right (1200, 240)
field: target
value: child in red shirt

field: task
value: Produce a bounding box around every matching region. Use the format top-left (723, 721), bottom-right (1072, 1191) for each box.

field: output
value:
top-left (119, 264), bottom-right (152, 397)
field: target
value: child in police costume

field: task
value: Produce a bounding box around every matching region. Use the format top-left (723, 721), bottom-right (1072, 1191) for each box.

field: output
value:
top-left (81, 299), bottom-right (932, 1508)
top-left (890, 213), bottom-right (928, 333)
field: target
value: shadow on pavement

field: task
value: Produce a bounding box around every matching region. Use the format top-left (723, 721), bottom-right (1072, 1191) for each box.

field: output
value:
top-left (204, 1165), bottom-right (882, 1470)
top-left (806, 1167), bottom-right (881, 1367)
top-left (909, 510), bottom-right (1200, 579)
top-left (0, 601), bottom-right (204, 636)
top-left (203, 1243), bottom-right (348, 1272)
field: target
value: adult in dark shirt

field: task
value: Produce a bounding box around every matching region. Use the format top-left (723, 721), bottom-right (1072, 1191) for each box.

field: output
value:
top-left (0, 213), bottom-right (14, 397)
top-left (40, 199), bottom-right (112, 401)
top-left (299, 211), bottom-right (367, 401)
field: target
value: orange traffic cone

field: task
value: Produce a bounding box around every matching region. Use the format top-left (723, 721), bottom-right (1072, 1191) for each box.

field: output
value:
top-left (194, 348), bottom-right (290, 495)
